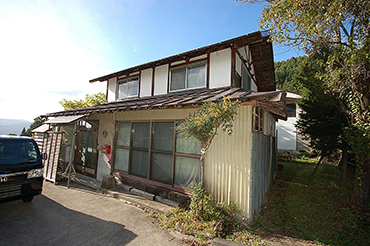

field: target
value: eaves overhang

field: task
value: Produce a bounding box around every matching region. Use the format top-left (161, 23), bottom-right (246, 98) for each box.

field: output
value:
top-left (46, 87), bottom-right (286, 120)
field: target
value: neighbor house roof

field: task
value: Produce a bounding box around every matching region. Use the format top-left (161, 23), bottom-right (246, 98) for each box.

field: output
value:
top-left (89, 31), bottom-right (276, 92)
top-left (31, 124), bottom-right (50, 133)
top-left (47, 86), bottom-right (286, 120)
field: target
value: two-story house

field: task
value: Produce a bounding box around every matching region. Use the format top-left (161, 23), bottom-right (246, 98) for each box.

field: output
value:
top-left (44, 31), bottom-right (286, 220)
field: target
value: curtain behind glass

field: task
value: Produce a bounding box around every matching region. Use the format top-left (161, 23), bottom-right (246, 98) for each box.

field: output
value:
top-left (152, 122), bottom-right (174, 151)
top-left (127, 78), bottom-right (138, 97)
top-left (114, 148), bottom-right (129, 172)
top-left (132, 122), bottom-right (150, 148)
top-left (170, 66), bottom-right (186, 91)
top-left (187, 61), bottom-right (206, 89)
top-left (130, 150), bottom-right (148, 177)
top-left (118, 83), bottom-right (128, 99)
top-left (175, 156), bottom-right (200, 187)
top-left (241, 63), bottom-right (251, 90)
top-left (117, 122), bottom-right (130, 146)
top-left (150, 152), bottom-right (172, 184)
top-left (176, 132), bottom-right (201, 155)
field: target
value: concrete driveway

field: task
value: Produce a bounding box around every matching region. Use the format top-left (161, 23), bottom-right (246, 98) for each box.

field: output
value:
top-left (0, 181), bottom-right (183, 246)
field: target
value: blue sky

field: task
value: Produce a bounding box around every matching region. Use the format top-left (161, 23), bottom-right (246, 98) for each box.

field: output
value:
top-left (0, 0), bottom-right (301, 122)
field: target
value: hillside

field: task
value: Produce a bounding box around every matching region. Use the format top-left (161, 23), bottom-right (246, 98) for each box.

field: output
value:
top-left (0, 118), bottom-right (32, 135)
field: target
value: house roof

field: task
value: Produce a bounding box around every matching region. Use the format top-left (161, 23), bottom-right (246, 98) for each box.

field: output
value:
top-left (47, 86), bottom-right (286, 120)
top-left (89, 31), bottom-right (276, 92)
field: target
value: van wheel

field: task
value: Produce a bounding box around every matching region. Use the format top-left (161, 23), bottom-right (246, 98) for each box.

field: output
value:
top-left (22, 196), bottom-right (34, 202)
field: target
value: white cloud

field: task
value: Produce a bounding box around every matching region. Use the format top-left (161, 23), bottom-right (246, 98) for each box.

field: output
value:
top-left (0, 11), bottom-right (107, 121)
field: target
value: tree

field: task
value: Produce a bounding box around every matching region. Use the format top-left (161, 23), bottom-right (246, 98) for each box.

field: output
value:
top-left (175, 97), bottom-right (239, 185)
top-left (59, 92), bottom-right (106, 110)
top-left (241, 0), bottom-right (370, 211)
top-left (20, 116), bottom-right (45, 137)
top-left (274, 56), bottom-right (308, 93)
top-left (295, 57), bottom-right (350, 183)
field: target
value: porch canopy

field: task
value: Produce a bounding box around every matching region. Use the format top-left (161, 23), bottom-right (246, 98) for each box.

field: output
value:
top-left (44, 114), bottom-right (87, 188)
top-left (44, 115), bottom-right (87, 124)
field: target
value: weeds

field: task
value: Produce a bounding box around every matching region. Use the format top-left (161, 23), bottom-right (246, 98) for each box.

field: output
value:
top-left (149, 182), bottom-right (265, 245)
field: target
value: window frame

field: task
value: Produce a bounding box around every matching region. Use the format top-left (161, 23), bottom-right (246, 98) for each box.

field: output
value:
top-left (253, 106), bottom-right (264, 134)
top-left (117, 75), bottom-right (139, 100)
top-left (169, 59), bottom-right (207, 92)
top-left (234, 51), bottom-right (257, 91)
top-left (286, 103), bottom-right (297, 118)
top-left (241, 62), bottom-right (252, 90)
top-left (113, 120), bottom-right (201, 189)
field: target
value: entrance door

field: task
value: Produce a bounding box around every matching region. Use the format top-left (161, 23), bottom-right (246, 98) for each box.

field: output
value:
top-left (75, 120), bottom-right (99, 178)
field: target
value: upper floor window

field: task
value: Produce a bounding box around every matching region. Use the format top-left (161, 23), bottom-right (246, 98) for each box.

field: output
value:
top-left (241, 63), bottom-right (252, 90)
top-left (286, 104), bottom-right (296, 117)
top-left (118, 76), bottom-right (139, 99)
top-left (236, 63), bottom-right (252, 90)
top-left (170, 60), bottom-right (206, 92)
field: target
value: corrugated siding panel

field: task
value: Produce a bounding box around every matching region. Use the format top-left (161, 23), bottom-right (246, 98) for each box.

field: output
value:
top-left (204, 105), bottom-right (252, 217)
top-left (249, 133), bottom-right (276, 220)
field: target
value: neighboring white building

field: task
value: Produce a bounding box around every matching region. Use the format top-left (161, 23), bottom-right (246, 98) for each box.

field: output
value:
top-left (277, 91), bottom-right (309, 152)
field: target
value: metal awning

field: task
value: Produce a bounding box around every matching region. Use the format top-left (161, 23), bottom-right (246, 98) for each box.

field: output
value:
top-left (31, 124), bottom-right (50, 133)
top-left (44, 115), bottom-right (86, 124)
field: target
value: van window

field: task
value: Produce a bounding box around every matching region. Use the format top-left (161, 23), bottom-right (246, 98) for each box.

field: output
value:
top-left (0, 139), bottom-right (40, 165)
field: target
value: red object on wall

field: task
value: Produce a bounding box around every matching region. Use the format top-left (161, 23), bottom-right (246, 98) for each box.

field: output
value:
top-left (101, 145), bottom-right (111, 154)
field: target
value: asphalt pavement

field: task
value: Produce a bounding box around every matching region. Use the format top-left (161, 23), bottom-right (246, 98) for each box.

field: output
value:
top-left (0, 181), bottom-right (184, 246)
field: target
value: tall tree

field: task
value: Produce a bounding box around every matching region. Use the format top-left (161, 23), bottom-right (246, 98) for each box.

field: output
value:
top-left (240, 0), bottom-right (370, 211)
top-left (295, 57), bottom-right (349, 183)
top-left (59, 92), bottom-right (106, 110)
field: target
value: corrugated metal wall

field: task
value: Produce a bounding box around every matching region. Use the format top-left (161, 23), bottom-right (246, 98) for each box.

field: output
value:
top-left (249, 133), bottom-right (276, 219)
top-left (204, 105), bottom-right (253, 217)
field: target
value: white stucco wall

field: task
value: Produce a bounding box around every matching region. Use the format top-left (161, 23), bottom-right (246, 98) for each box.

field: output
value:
top-left (154, 64), bottom-right (168, 95)
top-left (209, 48), bottom-right (231, 89)
top-left (87, 113), bottom-right (115, 181)
top-left (107, 78), bottom-right (117, 102)
top-left (277, 117), bottom-right (297, 151)
top-left (277, 92), bottom-right (304, 151)
top-left (140, 68), bottom-right (152, 97)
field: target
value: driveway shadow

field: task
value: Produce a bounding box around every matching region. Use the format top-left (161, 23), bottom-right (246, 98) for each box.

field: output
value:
top-left (0, 195), bottom-right (137, 246)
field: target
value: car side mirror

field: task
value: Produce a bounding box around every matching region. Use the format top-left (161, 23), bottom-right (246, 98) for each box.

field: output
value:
top-left (41, 152), bottom-right (47, 160)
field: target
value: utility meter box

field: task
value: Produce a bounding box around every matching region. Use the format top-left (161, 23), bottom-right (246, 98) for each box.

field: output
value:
top-left (101, 145), bottom-right (111, 154)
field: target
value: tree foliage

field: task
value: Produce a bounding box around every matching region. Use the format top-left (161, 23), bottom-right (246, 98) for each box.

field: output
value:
top-left (241, 0), bottom-right (370, 211)
top-left (176, 97), bottom-right (239, 152)
top-left (275, 56), bottom-right (307, 93)
top-left (20, 116), bottom-right (45, 137)
top-left (294, 56), bottom-right (350, 182)
top-left (59, 92), bottom-right (106, 110)
top-left (175, 97), bottom-right (239, 184)
top-left (296, 58), bottom-right (348, 157)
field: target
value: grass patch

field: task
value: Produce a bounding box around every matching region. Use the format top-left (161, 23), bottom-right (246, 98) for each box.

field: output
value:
top-left (148, 159), bottom-right (369, 245)
top-left (253, 159), bottom-right (370, 245)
